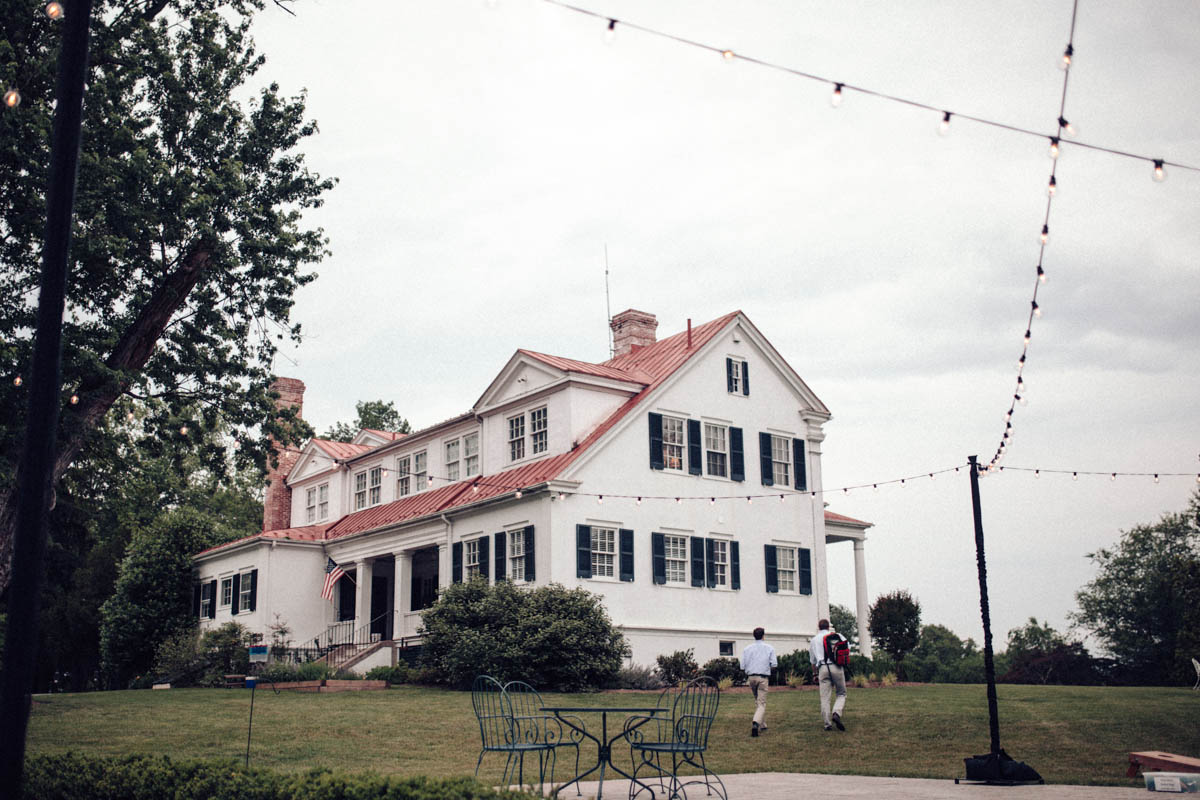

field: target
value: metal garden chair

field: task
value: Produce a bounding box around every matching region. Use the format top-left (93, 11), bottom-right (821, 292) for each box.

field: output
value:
top-left (471, 675), bottom-right (554, 790)
top-left (1191, 657), bottom-right (1199, 690)
top-left (626, 676), bottom-right (725, 800)
top-left (503, 680), bottom-right (586, 795)
top-left (622, 681), bottom-right (683, 788)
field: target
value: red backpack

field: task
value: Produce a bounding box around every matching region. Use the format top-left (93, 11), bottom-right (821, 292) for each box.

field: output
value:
top-left (824, 632), bottom-right (850, 667)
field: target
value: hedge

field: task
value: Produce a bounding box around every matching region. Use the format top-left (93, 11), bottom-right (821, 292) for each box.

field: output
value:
top-left (22, 754), bottom-right (541, 800)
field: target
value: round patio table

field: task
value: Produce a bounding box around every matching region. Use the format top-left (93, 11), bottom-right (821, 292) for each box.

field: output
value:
top-left (540, 705), bottom-right (665, 799)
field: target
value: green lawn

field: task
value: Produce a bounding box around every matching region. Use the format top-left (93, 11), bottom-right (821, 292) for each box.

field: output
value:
top-left (25, 683), bottom-right (1200, 786)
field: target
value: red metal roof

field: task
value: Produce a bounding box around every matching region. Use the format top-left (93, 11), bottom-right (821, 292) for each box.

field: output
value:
top-left (518, 349), bottom-right (653, 384)
top-left (824, 510), bottom-right (872, 527)
top-left (311, 439), bottom-right (373, 459)
top-left (359, 428), bottom-right (407, 441)
top-left (196, 523), bottom-right (332, 557)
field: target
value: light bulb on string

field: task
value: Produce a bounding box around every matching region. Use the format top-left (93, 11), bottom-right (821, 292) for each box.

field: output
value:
top-left (557, 492), bottom-right (566, 501)
top-left (1017, 354), bottom-right (1026, 371)
top-left (1110, 473), bottom-right (1116, 481)
top-left (1019, 392), bottom-right (1028, 406)
top-left (69, 393), bottom-right (79, 405)
top-left (721, 50), bottom-right (735, 62)
top-left (779, 494), bottom-right (785, 503)
top-left (45, 1), bottom-right (63, 18)
top-left (1047, 175), bottom-right (1057, 196)
top-left (1004, 410), bottom-right (1012, 422)
top-left (126, 410), bottom-right (134, 420)
top-left (1035, 469), bottom-right (1040, 478)
top-left (515, 490), bottom-right (522, 499)
top-left (1031, 300), bottom-right (1041, 318)
top-left (1153, 160), bottom-right (1166, 182)
top-left (1058, 117), bottom-right (1077, 138)
top-left (710, 497), bottom-right (715, 505)
top-left (1037, 265), bottom-right (1046, 284)
top-left (938, 111), bottom-right (951, 136)
top-left (636, 497), bottom-right (642, 506)
top-left (1049, 137), bottom-right (1060, 159)
top-left (1153, 474), bottom-right (1159, 484)
top-left (900, 478), bottom-right (906, 487)
top-left (1072, 472), bottom-right (1078, 481)
top-left (1039, 225), bottom-right (1049, 245)
top-left (597, 495), bottom-right (603, 504)
top-left (1024, 329), bottom-right (1032, 345)
top-left (831, 83), bottom-right (843, 108)
top-left (872, 484), bottom-right (878, 492)
top-left (3, 89), bottom-right (20, 109)
top-left (13, 376), bottom-right (22, 387)
top-left (1060, 43), bottom-right (1073, 70)
top-left (472, 483), bottom-right (479, 494)
top-left (605, 19), bottom-right (616, 43)
top-left (746, 496), bottom-right (752, 504)
top-left (180, 425), bottom-right (189, 436)
top-left (929, 473), bottom-right (935, 481)
top-left (675, 497), bottom-right (681, 505)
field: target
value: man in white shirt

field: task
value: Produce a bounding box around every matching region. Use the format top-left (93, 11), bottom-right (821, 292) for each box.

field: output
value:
top-left (740, 626), bottom-right (777, 737)
top-left (809, 617), bottom-right (847, 731)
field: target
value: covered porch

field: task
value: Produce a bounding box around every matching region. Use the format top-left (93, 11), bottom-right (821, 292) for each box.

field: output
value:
top-left (825, 511), bottom-right (874, 657)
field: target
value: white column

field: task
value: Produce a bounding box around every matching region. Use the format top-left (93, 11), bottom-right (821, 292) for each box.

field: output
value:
top-left (437, 544), bottom-right (450, 590)
top-left (354, 558), bottom-right (372, 638)
top-left (854, 539), bottom-right (872, 657)
top-left (394, 551), bottom-right (410, 639)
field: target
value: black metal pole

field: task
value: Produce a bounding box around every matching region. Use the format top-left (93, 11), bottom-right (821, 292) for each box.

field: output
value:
top-left (245, 677), bottom-right (257, 768)
top-left (967, 455), bottom-right (1002, 755)
top-left (0, 0), bottom-right (94, 791)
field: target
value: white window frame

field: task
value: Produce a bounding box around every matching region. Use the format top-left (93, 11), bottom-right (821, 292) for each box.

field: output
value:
top-left (306, 487), bottom-right (317, 523)
top-left (353, 470), bottom-right (368, 510)
top-left (776, 546), bottom-right (797, 593)
top-left (199, 582), bottom-right (214, 618)
top-left (464, 432), bottom-right (480, 477)
top-left (219, 575), bottom-right (234, 608)
top-left (711, 538), bottom-right (729, 588)
top-left (508, 530), bottom-right (526, 582)
top-left (705, 423), bottom-right (728, 478)
top-left (396, 455), bottom-right (411, 497)
top-left (413, 451), bottom-right (427, 491)
top-left (530, 406), bottom-right (548, 454)
top-left (663, 534), bottom-right (688, 585)
top-left (771, 435), bottom-right (791, 487)
top-left (237, 569), bottom-right (253, 611)
top-left (508, 414), bottom-right (526, 462)
top-left (662, 416), bottom-right (686, 471)
top-left (368, 466), bottom-right (382, 506)
top-left (317, 483), bottom-right (329, 521)
top-left (465, 539), bottom-right (481, 579)
top-left (728, 359), bottom-right (743, 394)
top-left (445, 438), bottom-right (461, 482)
top-left (590, 526), bottom-right (616, 578)
top-left (719, 640), bottom-right (735, 657)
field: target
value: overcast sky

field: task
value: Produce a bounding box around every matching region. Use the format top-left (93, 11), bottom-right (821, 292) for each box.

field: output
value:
top-left (247, 0), bottom-right (1199, 651)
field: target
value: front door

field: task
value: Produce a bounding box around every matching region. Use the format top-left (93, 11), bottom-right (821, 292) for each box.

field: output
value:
top-left (370, 575), bottom-right (390, 640)
top-left (410, 547), bottom-right (439, 611)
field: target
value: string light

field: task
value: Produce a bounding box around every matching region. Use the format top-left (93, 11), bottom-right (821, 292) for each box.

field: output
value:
top-left (557, 491), bottom-right (566, 501)
top-left (1037, 265), bottom-right (1046, 284)
top-left (779, 494), bottom-right (785, 503)
top-left (1110, 473), bottom-right (1116, 481)
top-left (605, 18), bottom-right (616, 43)
top-left (1057, 116), bottom-right (1078, 137)
top-left (1039, 224), bottom-right (1049, 245)
top-left (1153, 160), bottom-right (1166, 182)
top-left (597, 495), bottom-right (603, 504)
top-left (1153, 474), bottom-right (1159, 483)
top-left (1024, 329), bottom-right (1031, 345)
top-left (69, 393), bottom-right (78, 404)
top-left (1048, 137), bottom-right (1060, 159)
top-left (515, 490), bottom-right (522, 499)
top-left (746, 496), bottom-right (752, 504)
top-left (636, 496), bottom-right (642, 505)
top-left (1047, 175), bottom-right (1057, 196)
top-left (1031, 300), bottom-right (1041, 318)
top-left (831, 83), bottom-right (843, 108)
top-left (1060, 43), bottom-right (1073, 70)
top-left (3, 89), bottom-right (19, 109)
top-left (938, 111), bottom-right (951, 136)
top-left (472, 483), bottom-right (479, 493)
top-left (13, 376), bottom-right (21, 387)
top-left (180, 425), bottom-right (189, 436)
top-left (721, 49), bottom-right (735, 62)
top-left (126, 410), bottom-right (134, 420)
top-left (1072, 472), bottom-right (1078, 480)
top-left (45, 1), bottom-right (63, 18)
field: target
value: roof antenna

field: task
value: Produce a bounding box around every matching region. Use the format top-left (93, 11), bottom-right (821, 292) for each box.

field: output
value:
top-left (605, 244), bottom-right (614, 358)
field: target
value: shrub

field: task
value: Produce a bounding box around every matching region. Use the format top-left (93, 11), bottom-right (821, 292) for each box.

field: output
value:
top-left (614, 663), bottom-right (664, 690)
top-left (655, 649), bottom-right (699, 686)
top-left (716, 676), bottom-right (733, 690)
top-left (777, 649), bottom-right (812, 685)
top-left (881, 672), bottom-right (897, 686)
top-left (197, 623), bottom-right (256, 686)
top-left (294, 661), bottom-right (336, 682)
top-left (785, 674), bottom-right (806, 688)
top-left (419, 580), bottom-right (629, 691)
top-left (365, 664), bottom-right (410, 685)
top-left (22, 753), bottom-right (541, 799)
top-left (258, 663), bottom-right (301, 683)
top-left (700, 657), bottom-right (747, 686)
top-left (851, 674), bottom-right (869, 688)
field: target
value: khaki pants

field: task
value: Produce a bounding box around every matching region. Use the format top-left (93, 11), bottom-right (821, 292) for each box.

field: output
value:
top-left (818, 664), bottom-right (846, 726)
top-left (748, 675), bottom-right (769, 726)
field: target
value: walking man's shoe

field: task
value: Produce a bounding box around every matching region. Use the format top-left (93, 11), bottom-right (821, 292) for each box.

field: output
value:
top-left (824, 724), bottom-right (833, 731)
top-left (832, 712), bottom-right (845, 731)
top-left (758, 725), bottom-right (768, 734)
top-left (751, 721), bottom-right (759, 737)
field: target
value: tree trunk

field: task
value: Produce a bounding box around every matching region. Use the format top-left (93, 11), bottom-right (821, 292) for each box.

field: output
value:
top-left (0, 247), bottom-right (212, 596)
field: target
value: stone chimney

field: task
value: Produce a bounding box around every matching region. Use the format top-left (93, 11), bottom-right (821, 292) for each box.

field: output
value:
top-left (263, 377), bottom-right (306, 532)
top-left (609, 309), bottom-right (658, 357)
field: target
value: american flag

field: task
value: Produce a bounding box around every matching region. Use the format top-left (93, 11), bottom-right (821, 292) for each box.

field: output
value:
top-left (321, 557), bottom-right (346, 601)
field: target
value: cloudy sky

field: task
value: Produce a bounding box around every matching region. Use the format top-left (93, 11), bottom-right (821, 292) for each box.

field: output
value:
top-left (248, 0), bottom-right (1199, 649)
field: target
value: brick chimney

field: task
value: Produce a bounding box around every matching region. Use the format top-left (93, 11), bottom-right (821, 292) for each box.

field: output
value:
top-left (609, 309), bottom-right (658, 357)
top-left (263, 377), bottom-right (305, 532)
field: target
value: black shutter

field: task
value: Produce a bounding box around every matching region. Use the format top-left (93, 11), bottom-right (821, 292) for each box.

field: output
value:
top-left (452, 541), bottom-right (463, 583)
top-left (576, 525), bottom-right (592, 579)
top-left (730, 427), bottom-right (744, 482)
top-left (619, 529), bottom-right (634, 582)
top-left (248, 570), bottom-right (258, 611)
top-left (799, 548), bottom-right (812, 595)
top-left (193, 583), bottom-right (202, 618)
top-left (231, 573), bottom-right (241, 615)
top-left (524, 527), bottom-right (536, 582)
top-left (494, 531), bottom-right (506, 581)
top-left (206, 579), bottom-right (217, 618)
top-left (725, 358), bottom-right (734, 392)
top-left (741, 361), bottom-right (749, 395)
top-left (730, 542), bottom-right (741, 590)
top-left (759, 432), bottom-right (773, 486)
top-left (648, 413), bottom-right (664, 470)
top-left (794, 438), bottom-right (807, 491)
top-left (764, 545), bottom-right (778, 593)
top-left (687, 419), bottom-right (702, 476)
top-left (651, 533), bottom-right (666, 585)
top-left (690, 536), bottom-right (705, 587)
top-left (705, 538), bottom-right (717, 588)
top-left (478, 536), bottom-right (489, 579)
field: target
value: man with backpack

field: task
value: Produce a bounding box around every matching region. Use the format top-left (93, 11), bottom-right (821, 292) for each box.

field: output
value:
top-left (809, 618), bottom-right (849, 731)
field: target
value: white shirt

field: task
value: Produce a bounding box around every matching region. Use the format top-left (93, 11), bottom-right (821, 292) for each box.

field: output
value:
top-left (810, 628), bottom-right (836, 667)
top-left (740, 640), bottom-right (777, 676)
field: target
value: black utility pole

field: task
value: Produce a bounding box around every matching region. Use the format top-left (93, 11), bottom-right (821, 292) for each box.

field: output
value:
top-left (0, 0), bottom-right (94, 792)
top-left (967, 455), bottom-right (1002, 754)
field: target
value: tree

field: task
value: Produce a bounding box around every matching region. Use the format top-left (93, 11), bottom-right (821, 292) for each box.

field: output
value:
top-left (829, 603), bottom-right (858, 652)
top-left (904, 623), bottom-right (987, 684)
top-left (0, 0), bottom-right (333, 593)
top-left (868, 589), bottom-right (922, 672)
top-left (323, 400), bottom-right (412, 442)
top-left (1072, 489), bottom-right (1200, 685)
top-left (419, 580), bottom-right (629, 691)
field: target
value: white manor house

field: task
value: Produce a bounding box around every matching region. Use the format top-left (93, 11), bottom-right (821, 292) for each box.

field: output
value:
top-left (192, 310), bottom-right (875, 670)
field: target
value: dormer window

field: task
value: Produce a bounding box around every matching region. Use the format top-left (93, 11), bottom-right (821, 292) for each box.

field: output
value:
top-left (530, 408), bottom-right (548, 454)
top-left (368, 466), bottom-right (382, 506)
top-left (508, 414), bottom-right (525, 461)
top-left (726, 357), bottom-right (749, 396)
top-left (398, 451), bottom-right (428, 495)
top-left (508, 408), bottom-right (547, 463)
top-left (353, 471), bottom-right (367, 510)
top-left (305, 483), bottom-right (329, 523)
top-left (446, 439), bottom-right (461, 481)
top-left (464, 432), bottom-right (479, 476)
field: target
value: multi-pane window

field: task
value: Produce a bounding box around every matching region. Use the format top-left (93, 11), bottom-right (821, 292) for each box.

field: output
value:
top-left (771, 435), bottom-right (791, 487)
top-left (220, 576), bottom-right (234, 608)
top-left (413, 451), bottom-right (427, 491)
top-left (317, 483), bottom-right (328, 520)
top-left (465, 539), bottom-right (481, 579)
top-left (530, 407), bottom-right (548, 454)
top-left (719, 640), bottom-right (734, 657)
top-left (508, 414), bottom-right (526, 461)
top-left (353, 470), bottom-right (368, 510)
top-left (368, 466), bottom-right (382, 506)
top-left (238, 570), bottom-right (253, 610)
top-left (663, 416), bottom-right (685, 471)
top-left (306, 487), bottom-right (318, 523)
top-left (776, 546), bottom-right (797, 592)
top-left (664, 535), bottom-right (688, 584)
top-left (591, 526), bottom-right (616, 578)
top-left (509, 532), bottom-right (526, 582)
top-left (445, 439), bottom-right (461, 482)
top-left (711, 539), bottom-right (729, 587)
top-left (464, 432), bottom-right (480, 477)
top-left (729, 360), bottom-right (743, 394)
top-left (705, 423), bottom-right (728, 478)
top-left (397, 455), bottom-right (411, 496)
top-left (200, 582), bottom-right (214, 617)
